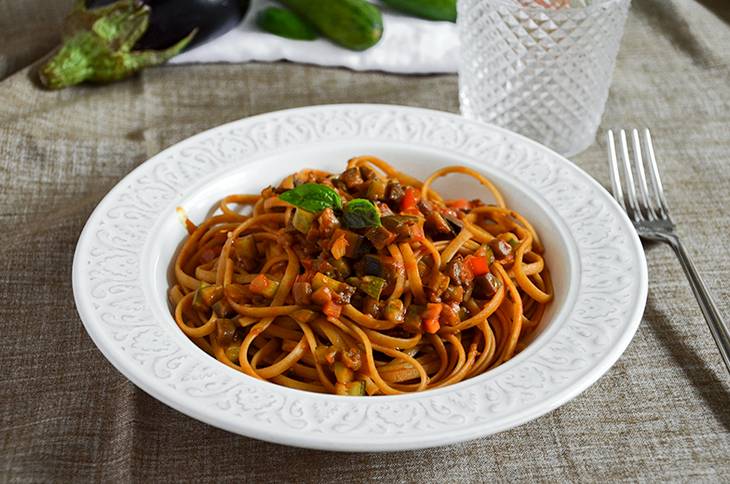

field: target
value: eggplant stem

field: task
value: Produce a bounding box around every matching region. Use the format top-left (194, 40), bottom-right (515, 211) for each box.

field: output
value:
top-left (39, 0), bottom-right (197, 89)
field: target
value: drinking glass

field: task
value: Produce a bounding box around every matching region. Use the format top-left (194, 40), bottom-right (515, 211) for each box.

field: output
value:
top-left (458, 0), bottom-right (631, 157)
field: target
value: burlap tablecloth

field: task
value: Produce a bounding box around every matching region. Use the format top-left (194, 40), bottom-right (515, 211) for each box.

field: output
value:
top-left (2, 0), bottom-right (729, 481)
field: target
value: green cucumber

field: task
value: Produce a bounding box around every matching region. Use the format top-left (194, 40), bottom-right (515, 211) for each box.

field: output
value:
top-left (381, 0), bottom-right (456, 22)
top-left (256, 7), bottom-right (318, 40)
top-left (278, 0), bottom-right (383, 51)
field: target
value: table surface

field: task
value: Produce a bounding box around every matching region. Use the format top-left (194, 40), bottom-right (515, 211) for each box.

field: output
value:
top-left (1, 0), bottom-right (729, 481)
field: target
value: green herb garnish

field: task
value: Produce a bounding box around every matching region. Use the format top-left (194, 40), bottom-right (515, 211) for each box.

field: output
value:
top-left (279, 183), bottom-right (342, 212)
top-left (342, 199), bottom-right (381, 229)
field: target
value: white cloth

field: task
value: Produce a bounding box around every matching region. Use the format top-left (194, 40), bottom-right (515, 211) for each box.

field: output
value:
top-left (170, 0), bottom-right (459, 74)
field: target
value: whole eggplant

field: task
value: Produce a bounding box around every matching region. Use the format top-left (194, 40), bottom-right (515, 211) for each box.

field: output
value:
top-left (39, 0), bottom-right (250, 89)
top-left (86, 0), bottom-right (250, 51)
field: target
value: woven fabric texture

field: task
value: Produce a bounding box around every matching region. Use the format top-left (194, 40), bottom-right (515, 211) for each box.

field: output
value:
top-left (1, 0), bottom-right (729, 481)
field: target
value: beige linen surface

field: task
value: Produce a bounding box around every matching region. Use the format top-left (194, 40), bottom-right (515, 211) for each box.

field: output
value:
top-left (1, 0), bottom-right (729, 481)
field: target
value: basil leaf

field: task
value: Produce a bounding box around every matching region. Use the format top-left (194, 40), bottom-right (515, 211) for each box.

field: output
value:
top-left (342, 199), bottom-right (381, 229)
top-left (279, 183), bottom-right (342, 212)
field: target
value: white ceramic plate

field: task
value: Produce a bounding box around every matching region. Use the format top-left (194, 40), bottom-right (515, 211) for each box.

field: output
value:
top-left (73, 104), bottom-right (647, 452)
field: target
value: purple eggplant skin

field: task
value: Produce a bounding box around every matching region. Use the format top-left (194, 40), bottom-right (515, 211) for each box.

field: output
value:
top-left (86, 0), bottom-right (250, 51)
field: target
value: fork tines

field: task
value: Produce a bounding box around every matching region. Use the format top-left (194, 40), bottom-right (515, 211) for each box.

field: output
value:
top-left (607, 128), bottom-right (672, 225)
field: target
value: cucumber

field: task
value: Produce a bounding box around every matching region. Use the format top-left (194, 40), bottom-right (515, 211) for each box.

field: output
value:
top-left (381, 0), bottom-right (456, 22)
top-left (256, 7), bottom-right (318, 41)
top-left (278, 0), bottom-right (383, 51)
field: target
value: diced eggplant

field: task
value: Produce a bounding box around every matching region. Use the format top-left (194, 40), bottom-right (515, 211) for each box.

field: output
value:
top-left (361, 254), bottom-right (384, 277)
top-left (292, 281), bottom-right (313, 305)
top-left (212, 299), bottom-right (235, 318)
top-left (403, 304), bottom-right (424, 334)
top-left (426, 273), bottom-right (450, 303)
top-left (359, 165), bottom-right (377, 181)
top-left (385, 180), bottom-right (405, 204)
top-left (417, 199), bottom-right (435, 216)
top-left (442, 284), bottom-right (464, 304)
top-left (362, 297), bottom-right (383, 318)
top-left (425, 212), bottom-right (452, 234)
top-left (334, 230), bottom-right (367, 259)
top-left (444, 213), bottom-right (464, 232)
top-left (446, 256), bottom-right (466, 285)
top-left (365, 225), bottom-right (396, 250)
top-left (216, 318), bottom-right (238, 346)
top-left (488, 238), bottom-right (513, 259)
top-left (381, 215), bottom-right (418, 237)
top-left (473, 272), bottom-right (501, 298)
top-left (376, 201), bottom-right (394, 217)
top-left (340, 167), bottom-right (364, 190)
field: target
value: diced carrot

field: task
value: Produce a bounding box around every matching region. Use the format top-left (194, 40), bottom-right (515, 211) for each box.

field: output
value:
top-left (249, 274), bottom-right (279, 298)
top-left (465, 255), bottom-right (490, 276)
top-left (422, 303), bottom-right (443, 334)
top-left (423, 318), bottom-right (441, 334)
top-left (400, 187), bottom-right (420, 215)
top-left (323, 300), bottom-right (342, 318)
top-left (330, 234), bottom-right (349, 260)
top-left (445, 199), bottom-right (470, 210)
top-left (311, 286), bottom-right (332, 306)
top-left (422, 303), bottom-right (443, 321)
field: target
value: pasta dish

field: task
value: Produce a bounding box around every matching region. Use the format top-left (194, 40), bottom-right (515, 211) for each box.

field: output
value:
top-left (169, 156), bottom-right (552, 395)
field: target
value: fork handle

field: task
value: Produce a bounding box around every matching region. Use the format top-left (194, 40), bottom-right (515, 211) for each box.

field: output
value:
top-left (658, 233), bottom-right (730, 373)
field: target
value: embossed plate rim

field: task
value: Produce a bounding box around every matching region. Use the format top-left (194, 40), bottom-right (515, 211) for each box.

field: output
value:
top-left (72, 104), bottom-right (647, 451)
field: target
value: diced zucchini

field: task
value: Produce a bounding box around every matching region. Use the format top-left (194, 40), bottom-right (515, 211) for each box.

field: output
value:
top-left (384, 298), bottom-right (405, 323)
top-left (346, 381), bottom-right (366, 396)
top-left (292, 207), bottom-right (316, 233)
top-left (225, 344), bottom-right (240, 363)
top-left (330, 258), bottom-right (351, 278)
top-left (200, 284), bottom-right (224, 305)
top-left (315, 345), bottom-right (337, 365)
top-left (366, 178), bottom-right (387, 200)
top-left (312, 272), bottom-right (353, 296)
top-left (212, 299), bottom-right (234, 318)
top-left (358, 275), bottom-right (386, 300)
top-left (249, 274), bottom-right (280, 298)
top-left (233, 235), bottom-right (258, 260)
top-left (192, 282), bottom-right (224, 312)
top-left (334, 361), bottom-right (354, 384)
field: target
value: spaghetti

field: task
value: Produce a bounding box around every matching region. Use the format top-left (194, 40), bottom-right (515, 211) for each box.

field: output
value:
top-left (169, 157), bottom-right (552, 395)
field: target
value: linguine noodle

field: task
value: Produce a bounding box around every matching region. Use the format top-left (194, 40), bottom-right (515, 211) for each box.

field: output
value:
top-left (169, 156), bottom-right (552, 395)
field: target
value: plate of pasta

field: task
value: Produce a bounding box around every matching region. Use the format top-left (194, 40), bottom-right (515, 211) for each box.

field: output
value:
top-left (73, 104), bottom-right (647, 451)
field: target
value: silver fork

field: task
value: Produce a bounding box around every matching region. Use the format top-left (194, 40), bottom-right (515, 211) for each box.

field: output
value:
top-left (607, 128), bottom-right (730, 373)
